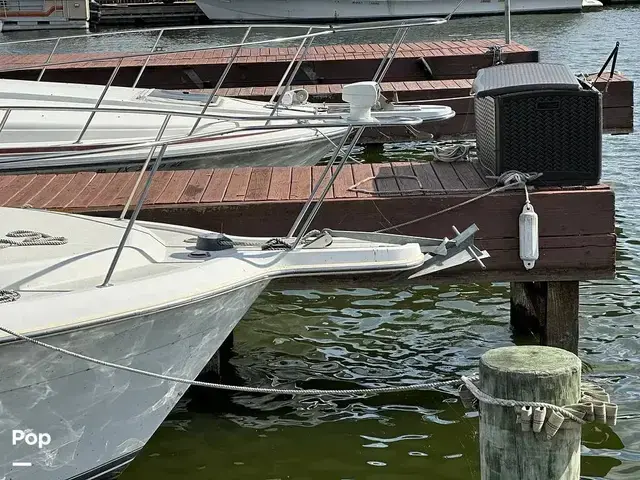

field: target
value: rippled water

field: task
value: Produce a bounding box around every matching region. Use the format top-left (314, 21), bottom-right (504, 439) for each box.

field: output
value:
top-left (3, 6), bottom-right (640, 479)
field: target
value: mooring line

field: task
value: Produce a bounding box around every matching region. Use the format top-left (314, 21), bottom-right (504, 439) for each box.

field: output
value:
top-left (0, 324), bottom-right (468, 396)
top-left (0, 324), bottom-right (618, 439)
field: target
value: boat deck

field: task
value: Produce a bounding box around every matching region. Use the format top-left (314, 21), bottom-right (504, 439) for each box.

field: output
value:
top-left (0, 161), bottom-right (615, 283)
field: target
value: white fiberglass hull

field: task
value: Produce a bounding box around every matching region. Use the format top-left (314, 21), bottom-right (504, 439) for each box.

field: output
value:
top-left (0, 79), bottom-right (346, 173)
top-left (0, 281), bottom-right (267, 480)
top-left (195, 0), bottom-right (583, 21)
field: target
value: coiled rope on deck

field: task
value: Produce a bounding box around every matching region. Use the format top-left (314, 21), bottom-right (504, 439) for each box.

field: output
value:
top-left (0, 230), bottom-right (68, 248)
top-left (0, 290), bottom-right (20, 304)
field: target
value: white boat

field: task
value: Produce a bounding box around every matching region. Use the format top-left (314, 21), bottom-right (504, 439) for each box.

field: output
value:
top-left (0, 78), bottom-right (454, 173)
top-left (0, 210), bottom-right (486, 479)
top-left (195, 0), bottom-right (585, 22)
top-left (0, 19), bottom-right (455, 174)
top-left (0, 78), bottom-right (488, 480)
top-left (0, 78), bottom-right (349, 173)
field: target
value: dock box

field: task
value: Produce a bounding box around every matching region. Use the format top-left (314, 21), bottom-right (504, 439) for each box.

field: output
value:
top-left (472, 62), bottom-right (602, 186)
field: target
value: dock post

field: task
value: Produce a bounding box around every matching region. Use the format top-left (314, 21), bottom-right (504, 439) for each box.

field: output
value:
top-left (510, 281), bottom-right (579, 354)
top-left (504, 0), bottom-right (512, 44)
top-left (479, 346), bottom-right (581, 479)
top-left (201, 332), bottom-right (235, 380)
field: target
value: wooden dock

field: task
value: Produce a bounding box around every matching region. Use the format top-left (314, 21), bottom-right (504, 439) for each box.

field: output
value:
top-left (0, 159), bottom-right (614, 353)
top-left (0, 39), bottom-right (537, 87)
top-left (0, 161), bottom-right (615, 284)
top-left (0, 38), bottom-right (631, 138)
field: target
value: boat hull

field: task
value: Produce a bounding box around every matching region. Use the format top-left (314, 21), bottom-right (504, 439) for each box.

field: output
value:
top-left (195, 0), bottom-right (583, 21)
top-left (0, 280), bottom-right (268, 480)
top-left (0, 79), bottom-right (346, 172)
top-left (0, 132), bottom-right (337, 174)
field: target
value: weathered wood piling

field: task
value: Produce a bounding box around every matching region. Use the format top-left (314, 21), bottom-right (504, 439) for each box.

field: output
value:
top-left (479, 346), bottom-right (582, 479)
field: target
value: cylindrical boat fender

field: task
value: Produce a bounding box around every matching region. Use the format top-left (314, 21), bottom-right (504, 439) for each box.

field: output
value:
top-left (519, 201), bottom-right (538, 270)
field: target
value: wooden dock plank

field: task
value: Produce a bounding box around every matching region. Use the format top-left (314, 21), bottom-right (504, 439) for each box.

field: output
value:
top-left (0, 175), bottom-right (37, 206)
top-left (178, 169), bottom-right (213, 204)
top-left (155, 170), bottom-right (194, 205)
top-left (0, 175), bottom-right (18, 191)
top-left (145, 171), bottom-right (175, 205)
top-left (372, 163), bottom-right (400, 195)
top-left (245, 167), bottom-right (273, 202)
top-left (472, 162), bottom-right (493, 187)
top-left (201, 169), bottom-right (232, 203)
top-left (411, 162), bottom-right (445, 192)
top-left (267, 167), bottom-right (292, 201)
top-left (1, 39), bottom-right (537, 89)
top-left (391, 162), bottom-right (422, 196)
top-left (4, 174), bottom-right (53, 208)
top-left (350, 163), bottom-right (375, 197)
top-left (223, 167), bottom-right (252, 202)
top-left (67, 173), bottom-right (115, 209)
top-left (331, 165), bottom-right (357, 199)
top-left (290, 166), bottom-right (312, 200)
top-left (2, 162), bottom-right (615, 283)
top-left (452, 162), bottom-right (490, 190)
top-left (29, 173), bottom-right (76, 208)
top-left (46, 172), bottom-right (96, 208)
top-left (109, 172), bottom-right (142, 207)
top-left (432, 162), bottom-right (466, 191)
top-left (127, 172), bottom-right (151, 207)
top-left (312, 165), bottom-right (334, 200)
top-left (88, 172), bottom-right (131, 207)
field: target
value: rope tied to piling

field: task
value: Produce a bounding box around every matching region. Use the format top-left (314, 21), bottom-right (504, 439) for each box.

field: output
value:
top-left (0, 323), bottom-right (618, 437)
top-left (458, 376), bottom-right (618, 439)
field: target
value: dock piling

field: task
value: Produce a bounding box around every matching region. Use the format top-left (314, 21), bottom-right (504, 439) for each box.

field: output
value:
top-left (510, 281), bottom-right (580, 354)
top-left (479, 346), bottom-right (582, 479)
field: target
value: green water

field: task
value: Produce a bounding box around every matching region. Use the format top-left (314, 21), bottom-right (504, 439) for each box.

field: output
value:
top-left (4, 6), bottom-right (640, 479)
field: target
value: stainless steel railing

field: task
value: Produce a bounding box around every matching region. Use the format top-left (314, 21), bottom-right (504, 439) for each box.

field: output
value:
top-left (0, 18), bottom-right (446, 147)
top-left (0, 17), bottom-right (451, 286)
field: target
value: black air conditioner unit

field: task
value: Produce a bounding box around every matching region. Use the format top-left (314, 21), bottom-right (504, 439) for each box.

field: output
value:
top-left (472, 62), bottom-right (602, 186)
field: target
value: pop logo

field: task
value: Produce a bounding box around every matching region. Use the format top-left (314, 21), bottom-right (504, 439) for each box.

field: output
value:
top-left (12, 430), bottom-right (51, 449)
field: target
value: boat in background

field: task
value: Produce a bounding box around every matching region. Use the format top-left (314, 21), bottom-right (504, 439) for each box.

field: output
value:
top-left (0, 70), bottom-right (488, 479)
top-left (195, 0), bottom-right (597, 22)
top-left (0, 0), bottom-right (89, 32)
top-left (0, 78), bottom-right (348, 173)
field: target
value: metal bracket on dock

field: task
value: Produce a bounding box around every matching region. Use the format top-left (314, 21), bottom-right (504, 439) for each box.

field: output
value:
top-left (301, 64), bottom-right (319, 83)
top-left (183, 68), bottom-right (205, 89)
top-left (485, 45), bottom-right (505, 66)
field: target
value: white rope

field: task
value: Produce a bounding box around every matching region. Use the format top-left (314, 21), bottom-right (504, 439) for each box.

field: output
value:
top-left (0, 290), bottom-right (20, 304)
top-left (0, 323), bottom-right (616, 435)
top-left (374, 169), bottom-right (541, 233)
top-left (0, 230), bottom-right (68, 248)
top-left (461, 376), bottom-right (587, 424)
top-left (432, 143), bottom-right (473, 163)
top-left (0, 324), bottom-right (468, 396)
